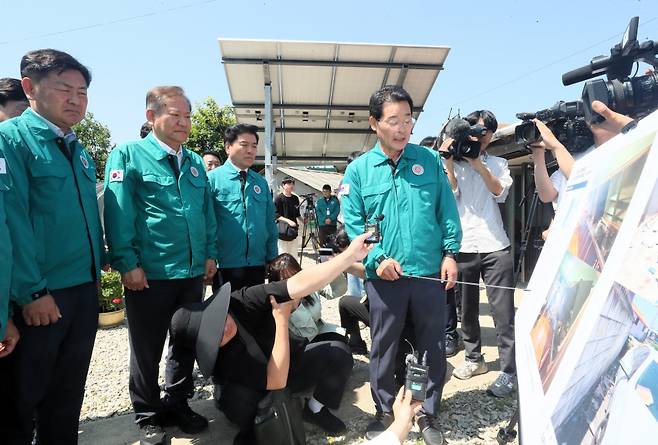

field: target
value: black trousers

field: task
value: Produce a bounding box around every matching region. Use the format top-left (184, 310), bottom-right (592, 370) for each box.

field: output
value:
top-left (367, 276), bottom-right (445, 416)
top-left (338, 296), bottom-right (415, 383)
top-left (338, 295), bottom-right (369, 343)
top-left (318, 225), bottom-right (337, 247)
top-left (458, 250), bottom-right (516, 374)
top-left (124, 276), bottom-right (204, 423)
top-left (0, 282), bottom-right (98, 445)
top-left (218, 336), bottom-right (353, 434)
top-left (217, 265), bottom-right (266, 293)
top-left (446, 281), bottom-right (459, 338)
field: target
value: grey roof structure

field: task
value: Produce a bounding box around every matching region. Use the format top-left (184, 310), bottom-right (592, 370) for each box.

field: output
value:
top-left (218, 39), bottom-right (450, 163)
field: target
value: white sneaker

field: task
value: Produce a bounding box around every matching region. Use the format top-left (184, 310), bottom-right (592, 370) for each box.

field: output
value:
top-left (452, 357), bottom-right (488, 380)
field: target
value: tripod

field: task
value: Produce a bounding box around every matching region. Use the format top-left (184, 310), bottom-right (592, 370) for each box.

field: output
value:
top-left (298, 196), bottom-right (320, 266)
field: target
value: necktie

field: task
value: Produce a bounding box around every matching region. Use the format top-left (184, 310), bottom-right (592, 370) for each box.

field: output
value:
top-left (167, 154), bottom-right (180, 177)
top-left (239, 170), bottom-right (247, 192)
top-left (55, 137), bottom-right (72, 162)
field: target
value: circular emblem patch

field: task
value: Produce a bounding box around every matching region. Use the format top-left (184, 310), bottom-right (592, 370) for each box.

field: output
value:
top-left (80, 154), bottom-right (89, 169)
top-left (412, 164), bottom-right (424, 175)
top-left (253, 185), bottom-right (262, 194)
top-left (190, 166), bottom-right (199, 177)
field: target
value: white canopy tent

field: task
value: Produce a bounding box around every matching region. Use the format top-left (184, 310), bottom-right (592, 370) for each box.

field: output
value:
top-left (218, 39), bottom-right (451, 190)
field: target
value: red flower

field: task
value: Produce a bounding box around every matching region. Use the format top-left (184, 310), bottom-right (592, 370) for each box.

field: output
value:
top-left (112, 298), bottom-right (122, 304)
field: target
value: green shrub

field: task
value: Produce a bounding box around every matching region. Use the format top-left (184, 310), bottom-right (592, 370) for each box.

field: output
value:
top-left (100, 271), bottom-right (124, 312)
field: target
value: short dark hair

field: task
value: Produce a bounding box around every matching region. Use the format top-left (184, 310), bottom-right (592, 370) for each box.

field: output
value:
top-left (419, 136), bottom-right (437, 148)
top-left (20, 49), bottom-right (91, 86)
top-left (369, 85), bottom-right (414, 120)
top-left (202, 150), bottom-right (221, 160)
top-left (322, 184), bottom-right (331, 192)
top-left (0, 78), bottom-right (27, 106)
top-left (346, 150), bottom-right (363, 165)
top-left (465, 110), bottom-right (498, 133)
top-left (281, 177), bottom-right (295, 185)
top-left (225, 123), bottom-right (259, 145)
top-left (140, 121), bottom-right (152, 139)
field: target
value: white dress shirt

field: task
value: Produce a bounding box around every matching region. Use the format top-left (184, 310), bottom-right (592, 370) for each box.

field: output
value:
top-left (445, 153), bottom-right (513, 253)
top-left (153, 135), bottom-right (183, 167)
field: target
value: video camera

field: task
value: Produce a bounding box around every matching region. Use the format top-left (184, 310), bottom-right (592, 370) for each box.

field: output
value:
top-left (438, 117), bottom-right (488, 161)
top-left (515, 100), bottom-right (594, 153)
top-left (562, 16), bottom-right (658, 125)
top-left (299, 192), bottom-right (316, 210)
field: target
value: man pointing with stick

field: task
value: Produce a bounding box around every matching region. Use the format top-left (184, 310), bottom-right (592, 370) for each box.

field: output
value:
top-left (341, 85), bottom-right (462, 445)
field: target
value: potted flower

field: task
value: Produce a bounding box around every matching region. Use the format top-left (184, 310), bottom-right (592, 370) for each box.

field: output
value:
top-left (98, 270), bottom-right (125, 328)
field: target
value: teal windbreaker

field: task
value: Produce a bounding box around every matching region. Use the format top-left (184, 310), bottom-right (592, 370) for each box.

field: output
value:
top-left (0, 108), bottom-right (105, 305)
top-left (207, 161), bottom-right (278, 268)
top-left (315, 195), bottom-right (340, 227)
top-left (341, 142), bottom-right (462, 279)
top-left (103, 133), bottom-right (218, 279)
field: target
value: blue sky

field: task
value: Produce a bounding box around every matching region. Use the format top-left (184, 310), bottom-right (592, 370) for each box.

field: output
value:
top-left (2, 0), bottom-right (657, 147)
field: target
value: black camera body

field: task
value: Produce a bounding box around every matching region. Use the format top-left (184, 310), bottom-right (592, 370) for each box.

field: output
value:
top-left (439, 117), bottom-right (487, 161)
top-left (364, 214), bottom-right (384, 244)
top-left (515, 100), bottom-right (594, 154)
top-left (404, 351), bottom-right (429, 401)
top-left (562, 16), bottom-right (658, 124)
top-left (300, 193), bottom-right (316, 210)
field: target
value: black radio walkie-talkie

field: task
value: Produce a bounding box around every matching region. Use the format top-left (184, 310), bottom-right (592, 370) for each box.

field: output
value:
top-left (404, 341), bottom-right (429, 401)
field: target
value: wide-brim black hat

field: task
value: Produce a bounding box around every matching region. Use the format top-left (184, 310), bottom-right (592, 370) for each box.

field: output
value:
top-left (170, 282), bottom-right (232, 379)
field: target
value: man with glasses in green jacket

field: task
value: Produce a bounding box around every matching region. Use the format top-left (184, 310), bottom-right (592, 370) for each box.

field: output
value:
top-left (341, 85), bottom-right (462, 445)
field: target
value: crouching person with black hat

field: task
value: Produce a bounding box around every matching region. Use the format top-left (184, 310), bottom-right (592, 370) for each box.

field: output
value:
top-left (170, 232), bottom-right (373, 444)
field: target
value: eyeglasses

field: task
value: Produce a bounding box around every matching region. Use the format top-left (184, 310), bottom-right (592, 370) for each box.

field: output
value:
top-left (379, 117), bottom-right (416, 129)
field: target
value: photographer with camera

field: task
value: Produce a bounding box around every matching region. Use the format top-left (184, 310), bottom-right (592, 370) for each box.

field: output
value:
top-left (441, 110), bottom-right (517, 398)
top-left (531, 100), bottom-right (635, 214)
top-left (342, 85), bottom-right (462, 445)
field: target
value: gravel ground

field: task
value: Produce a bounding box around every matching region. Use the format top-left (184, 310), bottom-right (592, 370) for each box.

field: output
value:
top-left (82, 279), bottom-right (518, 444)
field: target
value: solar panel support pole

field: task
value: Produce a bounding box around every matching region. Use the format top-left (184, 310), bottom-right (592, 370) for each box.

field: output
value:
top-left (264, 83), bottom-right (275, 191)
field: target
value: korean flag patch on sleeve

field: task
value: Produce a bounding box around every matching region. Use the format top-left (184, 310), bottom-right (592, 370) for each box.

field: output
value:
top-left (339, 183), bottom-right (350, 197)
top-left (109, 169), bottom-right (124, 182)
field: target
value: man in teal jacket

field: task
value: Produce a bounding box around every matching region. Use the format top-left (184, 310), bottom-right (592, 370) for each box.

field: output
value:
top-left (0, 49), bottom-right (105, 444)
top-left (104, 86), bottom-right (217, 445)
top-left (341, 86), bottom-right (462, 445)
top-left (207, 123), bottom-right (277, 291)
top-left (315, 183), bottom-right (340, 247)
top-left (0, 152), bottom-right (18, 359)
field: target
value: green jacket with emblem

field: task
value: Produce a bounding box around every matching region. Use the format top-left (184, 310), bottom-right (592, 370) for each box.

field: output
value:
top-left (0, 108), bottom-right (105, 305)
top-left (0, 153), bottom-right (11, 339)
top-left (315, 195), bottom-right (340, 227)
top-left (103, 133), bottom-right (218, 279)
top-left (341, 142), bottom-right (462, 279)
top-left (207, 161), bottom-right (278, 269)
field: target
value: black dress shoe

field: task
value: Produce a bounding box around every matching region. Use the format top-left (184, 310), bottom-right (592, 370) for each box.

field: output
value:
top-left (139, 421), bottom-right (168, 445)
top-left (365, 411), bottom-right (394, 440)
top-left (417, 415), bottom-right (445, 445)
top-left (445, 333), bottom-right (460, 357)
top-left (163, 401), bottom-right (209, 434)
top-left (302, 401), bottom-right (346, 435)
